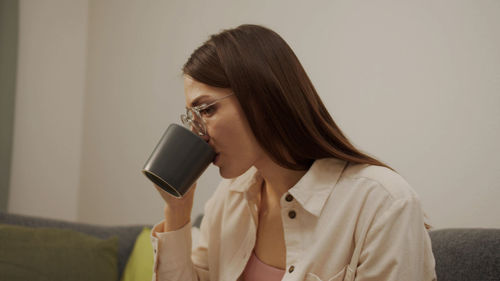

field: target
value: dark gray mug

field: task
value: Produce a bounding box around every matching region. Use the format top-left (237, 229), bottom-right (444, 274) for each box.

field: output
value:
top-left (142, 123), bottom-right (215, 197)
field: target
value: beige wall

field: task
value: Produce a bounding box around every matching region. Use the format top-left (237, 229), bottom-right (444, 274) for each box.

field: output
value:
top-left (9, 0), bottom-right (500, 228)
top-left (9, 0), bottom-right (88, 221)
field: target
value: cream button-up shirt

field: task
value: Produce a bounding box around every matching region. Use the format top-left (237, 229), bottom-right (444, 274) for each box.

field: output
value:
top-left (151, 158), bottom-right (437, 281)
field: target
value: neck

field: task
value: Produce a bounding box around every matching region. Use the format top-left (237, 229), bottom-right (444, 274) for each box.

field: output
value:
top-left (254, 156), bottom-right (307, 203)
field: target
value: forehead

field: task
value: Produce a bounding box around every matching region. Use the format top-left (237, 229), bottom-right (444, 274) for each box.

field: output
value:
top-left (183, 76), bottom-right (231, 107)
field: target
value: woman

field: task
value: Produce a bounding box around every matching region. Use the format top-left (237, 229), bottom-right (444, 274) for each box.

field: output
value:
top-left (151, 24), bottom-right (436, 281)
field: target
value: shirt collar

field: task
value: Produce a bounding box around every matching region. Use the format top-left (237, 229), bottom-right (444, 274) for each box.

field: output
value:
top-left (228, 166), bottom-right (261, 193)
top-left (288, 158), bottom-right (347, 216)
top-left (228, 158), bottom-right (348, 216)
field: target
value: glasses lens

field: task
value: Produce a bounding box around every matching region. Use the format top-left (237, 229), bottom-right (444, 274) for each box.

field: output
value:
top-left (181, 109), bottom-right (206, 136)
top-left (180, 114), bottom-right (189, 127)
top-left (192, 120), bottom-right (205, 135)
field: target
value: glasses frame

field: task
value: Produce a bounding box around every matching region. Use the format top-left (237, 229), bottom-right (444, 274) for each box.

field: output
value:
top-left (180, 93), bottom-right (234, 136)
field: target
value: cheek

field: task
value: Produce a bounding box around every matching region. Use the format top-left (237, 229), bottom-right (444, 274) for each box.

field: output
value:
top-left (217, 123), bottom-right (260, 178)
top-left (211, 120), bottom-right (246, 148)
top-left (207, 110), bottom-right (241, 142)
top-left (207, 102), bottom-right (262, 157)
top-left (208, 118), bottom-right (229, 142)
top-left (210, 115), bottom-right (257, 152)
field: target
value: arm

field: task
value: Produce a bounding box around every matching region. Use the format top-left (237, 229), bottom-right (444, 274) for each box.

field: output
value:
top-left (353, 196), bottom-right (437, 281)
top-left (151, 185), bottom-right (210, 281)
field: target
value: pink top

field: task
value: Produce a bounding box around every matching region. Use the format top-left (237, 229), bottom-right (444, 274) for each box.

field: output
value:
top-left (241, 251), bottom-right (286, 281)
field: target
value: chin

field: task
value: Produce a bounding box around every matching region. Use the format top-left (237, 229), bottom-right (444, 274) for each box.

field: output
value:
top-left (218, 167), bottom-right (239, 179)
top-left (218, 164), bottom-right (251, 179)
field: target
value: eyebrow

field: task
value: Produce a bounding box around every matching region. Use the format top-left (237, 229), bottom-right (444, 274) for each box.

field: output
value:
top-left (189, 95), bottom-right (212, 108)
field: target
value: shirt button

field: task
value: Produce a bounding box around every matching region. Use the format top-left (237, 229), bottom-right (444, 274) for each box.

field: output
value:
top-left (289, 265), bottom-right (295, 273)
top-left (285, 194), bottom-right (294, 202)
top-left (288, 210), bottom-right (296, 219)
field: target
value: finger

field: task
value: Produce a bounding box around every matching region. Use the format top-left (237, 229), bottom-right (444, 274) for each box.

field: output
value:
top-left (154, 184), bottom-right (196, 201)
top-left (153, 184), bottom-right (176, 200)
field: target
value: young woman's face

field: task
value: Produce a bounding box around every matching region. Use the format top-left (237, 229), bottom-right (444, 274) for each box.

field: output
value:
top-left (183, 75), bottom-right (264, 178)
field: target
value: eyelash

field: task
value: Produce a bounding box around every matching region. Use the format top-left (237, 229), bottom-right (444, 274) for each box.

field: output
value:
top-left (199, 105), bottom-right (216, 117)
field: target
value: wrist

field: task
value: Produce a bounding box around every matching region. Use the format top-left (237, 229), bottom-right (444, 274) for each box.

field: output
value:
top-left (163, 205), bottom-right (191, 232)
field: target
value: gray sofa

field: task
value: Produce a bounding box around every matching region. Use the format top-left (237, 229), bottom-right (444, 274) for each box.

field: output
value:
top-left (430, 228), bottom-right (499, 281)
top-left (1, 212), bottom-right (499, 281)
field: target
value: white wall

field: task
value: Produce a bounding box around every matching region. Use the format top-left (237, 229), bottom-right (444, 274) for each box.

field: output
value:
top-left (9, 0), bottom-right (500, 229)
top-left (9, 0), bottom-right (88, 221)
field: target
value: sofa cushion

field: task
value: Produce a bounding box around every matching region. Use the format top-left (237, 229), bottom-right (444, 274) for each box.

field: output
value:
top-left (121, 227), bottom-right (154, 281)
top-left (0, 224), bottom-right (118, 281)
top-left (0, 212), bottom-right (146, 278)
top-left (430, 228), bottom-right (500, 281)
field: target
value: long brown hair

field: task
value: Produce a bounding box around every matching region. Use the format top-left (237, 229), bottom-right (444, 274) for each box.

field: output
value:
top-left (183, 24), bottom-right (390, 171)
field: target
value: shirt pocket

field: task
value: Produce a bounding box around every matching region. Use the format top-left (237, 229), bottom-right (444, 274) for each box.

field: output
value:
top-left (305, 265), bottom-right (347, 281)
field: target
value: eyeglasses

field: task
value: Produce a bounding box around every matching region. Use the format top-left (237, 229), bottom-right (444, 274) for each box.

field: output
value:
top-left (180, 93), bottom-right (234, 136)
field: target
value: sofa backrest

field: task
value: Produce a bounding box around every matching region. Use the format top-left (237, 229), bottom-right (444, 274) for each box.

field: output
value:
top-left (430, 228), bottom-right (500, 281)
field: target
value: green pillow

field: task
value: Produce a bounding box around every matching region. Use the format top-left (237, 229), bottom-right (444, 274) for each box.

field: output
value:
top-left (120, 227), bottom-right (154, 281)
top-left (0, 224), bottom-right (118, 281)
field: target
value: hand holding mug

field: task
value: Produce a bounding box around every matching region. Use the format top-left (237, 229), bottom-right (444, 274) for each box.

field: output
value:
top-left (154, 182), bottom-right (197, 231)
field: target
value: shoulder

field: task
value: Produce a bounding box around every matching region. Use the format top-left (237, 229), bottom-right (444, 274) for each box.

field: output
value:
top-left (335, 164), bottom-right (428, 237)
top-left (341, 163), bottom-right (418, 202)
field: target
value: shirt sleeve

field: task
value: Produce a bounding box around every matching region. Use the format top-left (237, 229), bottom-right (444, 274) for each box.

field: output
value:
top-left (150, 219), bottom-right (210, 281)
top-left (354, 196), bottom-right (437, 281)
top-left (150, 188), bottom-right (220, 281)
